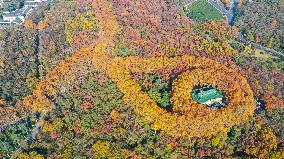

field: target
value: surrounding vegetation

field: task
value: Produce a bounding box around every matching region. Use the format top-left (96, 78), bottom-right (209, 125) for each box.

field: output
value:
top-left (235, 0), bottom-right (284, 53)
top-left (1, 0), bottom-right (24, 12)
top-left (0, 117), bottom-right (36, 158)
top-left (0, 0), bottom-right (284, 158)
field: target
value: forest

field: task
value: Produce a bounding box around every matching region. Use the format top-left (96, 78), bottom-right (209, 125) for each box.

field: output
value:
top-left (235, 0), bottom-right (284, 53)
top-left (0, 0), bottom-right (284, 158)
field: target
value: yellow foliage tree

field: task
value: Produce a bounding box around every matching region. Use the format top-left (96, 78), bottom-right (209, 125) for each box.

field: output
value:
top-left (65, 11), bottom-right (97, 45)
top-left (0, 98), bottom-right (7, 106)
top-left (244, 128), bottom-right (278, 159)
top-left (37, 18), bottom-right (48, 30)
top-left (18, 151), bottom-right (44, 159)
top-left (15, 0), bottom-right (255, 141)
top-left (92, 140), bottom-right (111, 157)
top-left (91, 140), bottom-right (130, 158)
top-left (110, 109), bottom-right (122, 123)
top-left (24, 20), bottom-right (36, 30)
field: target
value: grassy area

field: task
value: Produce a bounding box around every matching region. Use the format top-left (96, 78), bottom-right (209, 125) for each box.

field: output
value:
top-left (251, 50), bottom-right (284, 72)
top-left (253, 49), bottom-right (275, 59)
top-left (183, 0), bottom-right (224, 22)
top-left (258, 57), bottom-right (284, 73)
top-left (233, 43), bottom-right (284, 73)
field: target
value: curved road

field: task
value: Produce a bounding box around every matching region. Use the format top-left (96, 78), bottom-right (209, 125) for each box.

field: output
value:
top-left (208, 0), bottom-right (284, 59)
top-left (208, 0), bottom-right (233, 24)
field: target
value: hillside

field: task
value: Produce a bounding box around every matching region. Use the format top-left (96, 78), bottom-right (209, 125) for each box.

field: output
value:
top-left (0, 0), bottom-right (284, 158)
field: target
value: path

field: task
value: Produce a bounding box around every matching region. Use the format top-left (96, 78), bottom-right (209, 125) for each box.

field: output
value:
top-left (238, 33), bottom-right (284, 59)
top-left (0, 0), bottom-right (271, 155)
top-left (208, 0), bottom-right (233, 24)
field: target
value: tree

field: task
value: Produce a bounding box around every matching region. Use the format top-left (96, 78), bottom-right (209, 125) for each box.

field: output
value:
top-left (235, 0), bottom-right (284, 52)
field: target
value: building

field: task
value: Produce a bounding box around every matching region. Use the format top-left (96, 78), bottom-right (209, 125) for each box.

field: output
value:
top-left (22, 6), bottom-right (34, 15)
top-left (0, 0), bottom-right (13, 7)
top-left (191, 86), bottom-right (225, 107)
top-left (2, 8), bottom-right (26, 23)
top-left (0, 0), bottom-right (49, 25)
top-left (3, 14), bottom-right (24, 23)
top-left (24, 0), bottom-right (48, 7)
top-left (0, 21), bottom-right (16, 28)
top-left (25, 1), bottom-right (41, 8)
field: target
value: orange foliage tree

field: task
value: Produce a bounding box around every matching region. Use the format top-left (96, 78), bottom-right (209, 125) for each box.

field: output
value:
top-left (24, 20), bottom-right (36, 30)
top-left (90, 0), bottom-right (255, 138)
top-left (4, 0), bottom-right (255, 140)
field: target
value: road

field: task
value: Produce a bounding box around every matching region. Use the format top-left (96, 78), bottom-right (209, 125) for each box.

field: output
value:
top-left (238, 33), bottom-right (284, 59)
top-left (12, 115), bottom-right (43, 158)
top-left (208, 0), bottom-right (233, 24)
top-left (208, 0), bottom-right (284, 59)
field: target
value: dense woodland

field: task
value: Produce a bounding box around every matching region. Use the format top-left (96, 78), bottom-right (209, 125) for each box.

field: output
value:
top-left (0, 28), bottom-right (39, 104)
top-left (235, 0), bottom-right (284, 53)
top-left (0, 0), bottom-right (284, 158)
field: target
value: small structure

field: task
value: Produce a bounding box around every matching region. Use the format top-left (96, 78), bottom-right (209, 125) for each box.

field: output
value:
top-left (0, 0), bottom-right (49, 25)
top-left (191, 86), bottom-right (225, 107)
top-left (254, 99), bottom-right (265, 114)
top-left (25, 0), bottom-right (48, 8)
top-left (0, 21), bottom-right (16, 26)
top-left (3, 13), bottom-right (25, 23)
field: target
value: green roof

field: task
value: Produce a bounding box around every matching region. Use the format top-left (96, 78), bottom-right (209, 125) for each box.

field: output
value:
top-left (191, 87), bottom-right (223, 106)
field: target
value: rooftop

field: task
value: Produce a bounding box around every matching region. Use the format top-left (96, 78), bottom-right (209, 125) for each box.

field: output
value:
top-left (191, 87), bottom-right (224, 106)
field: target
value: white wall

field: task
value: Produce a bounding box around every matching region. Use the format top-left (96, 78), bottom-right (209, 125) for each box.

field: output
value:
top-left (3, 15), bottom-right (24, 23)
